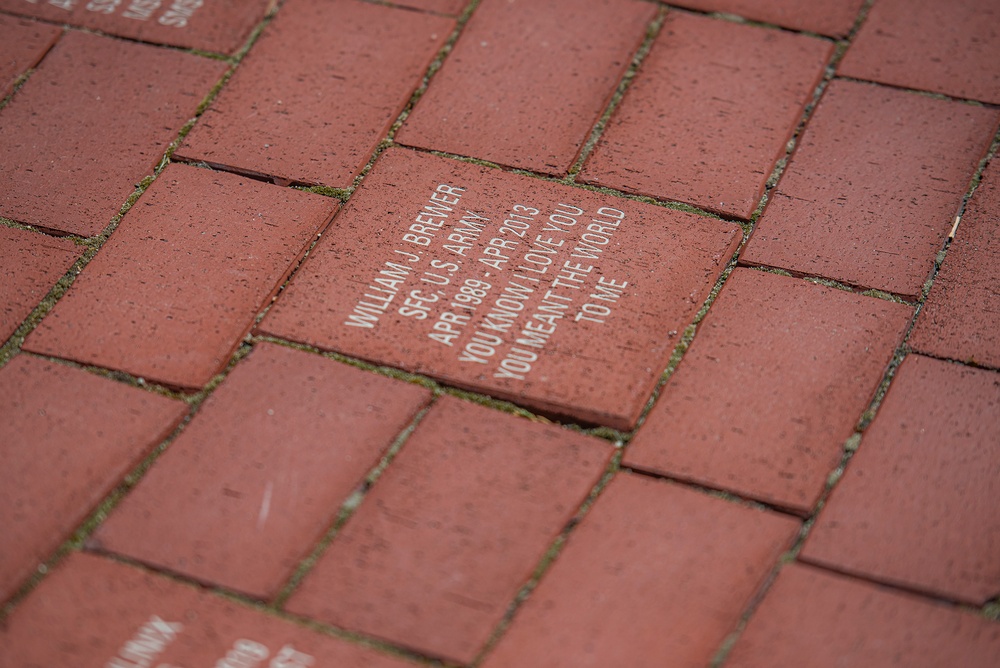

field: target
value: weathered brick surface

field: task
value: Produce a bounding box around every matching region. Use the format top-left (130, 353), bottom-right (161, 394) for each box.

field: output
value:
top-left (743, 80), bottom-right (999, 298)
top-left (0, 226), bottom-right (82, 343)
top-left (387, 0), bottom-right (467, 13)
top-left (24, 164), bottom-right (337, 389)
top-left (625, 269), bottom-right (911, 514)
top-left (802, 355), bottom-right (1000, 605)
top-left (911, 162), bottom-right (1000, 368)
top-left (396, 0), bottom-right (656, 175)
top-left (0, 355), bottom-right (185, 603)
top-left (580, 12), bottom-right (831, 219)
top-left (0, 14), bottom-right (60, 98)
top-left (176, 0), bottom-right (453, 189)
top-left (0, 31), bottom-right (226, 237)
top-left (286, 397), bottom-right (613, 664)
top-left (839, 0), bottom-right (1000, 104)
top-left (667, 0), bottom-right (865, 36)
top-left (92, 342), bottom-right (431, 599)
top-left (481, 473), bottom-right (800, 667)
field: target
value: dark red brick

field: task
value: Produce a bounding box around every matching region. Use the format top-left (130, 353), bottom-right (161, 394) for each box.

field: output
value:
top-left (0, 0), bottom-right (271, 54)
top-left (0, 355), bottom-right (185, 603)
top-left (726, 563), bottom-right (1000, 668)
top-left (92, 342), bottom-right (431, 599)
top-left (23, 164), bottom-right (337, 389)
top-left (625, 269), bottom-right (911, 514)
top-left (667, 0), bottom-right (864, 36)
top-left (176, 0), bottom-right (453, 189)
top-left (580, 13), bottom-right (831, 219)
top-left (481, 473), bottom-right (800, 668)
top-left (839, 0), bottom-right (1000, 104)
top-left (0, 14), bottom-right (60, 98)
top-left (286, 396), bottom-right (612, 664)
top-left (384, 0), bottom-right (467, 14)
top-left (801, 355), bottom-right (1000, 605)
top-left (260, 149), bottom-right (741, 430)
top-left (743, 80), bottom-right (999, 299)
top-left (0, 31), bottom-right (226, 237)
top-left (911, 162), bottom-right (1000, 368)
top-left (396, 0), bottom-right (656, 175)
top-left (0, 226), bottom-right (82, 343)
top-left (0, 552), bottom-right (417, 667)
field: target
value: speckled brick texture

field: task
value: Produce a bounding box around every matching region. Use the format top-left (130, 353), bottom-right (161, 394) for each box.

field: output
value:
top-left (176, 0), bottom-right (453, 189)
top-left (91, 342), bottom-right (430, 600)
top-left (0, 226), bottom-right (82, 343)
top-left (667, 0), bottom-right (865, 36)
top-left (0, 552), bottom-right (419, 667)
top-left (743, 80), bottom-right (999, 298)
top-left (839, 0), bottom-right (1000, 104)
top-left (286, 397), bottom-right (613, 664)
top-left (259, 148), bottom-right (741, 430)
top-left (0, 31), bottom-right (226, 237)
top-left (624, 269), bottom-right (911, 514)
top-left (802, 355), bottom-right (1000, 605)
top-left (580, 12), bottom-right (831, 219)
top-left (481, 473), bottom-right (801, 668)
top-left (0, 14), bottom-right (60, 98)
top-left (725, 564), bottom-right (1000, 668)
top-left (396, 0), bottom-right (656, 175)
top-left (910, 162), bottom-right (1000, 368)
top-left (23, 164), bottom-right (337, 389)
top-left (0, 0), bottom-right (272, 54)
top-left (0, 355), bottom-right (186, 603)
top-left (387, 0), bottom-right (467, 13)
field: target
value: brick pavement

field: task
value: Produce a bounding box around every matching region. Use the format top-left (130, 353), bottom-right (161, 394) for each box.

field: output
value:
top-left (1, 1), bottom-right (998, 666)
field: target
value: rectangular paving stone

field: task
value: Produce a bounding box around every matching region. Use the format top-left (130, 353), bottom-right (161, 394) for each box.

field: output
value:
top-left (260, 148), bottom-right (741, 430)
top-left (92, 342), bottom-right (431, 600)
top-left (481, 473), bottom-right (801, 668)
top-left (801, 354), bottom-right (1000, 606)
top-left (385, 0), bottom-right (467, 14)
top-left (0, 552), bottom-right (418, 668)
top-left (839, 0), bottom-right (1000, 104)
top-left (725, 563), bottom-right (1000, 668)
top-left (0, 225), bottom-right (82, 343)
top-left (742, 80), bottom-right (999, 299)
top-left (285, 396), bottom-right (613, 664)
top-left (0, 355), bottom-right (186, 604)
top-left (579, 12), bottom-right (831, 219)
top-left (624, 269), bottom-right (911, 514)
top-left (0, 14), bottom-right (60, 98)
top-left (0, 31), bottom-right (226, 237)
top-left (911, 161), bottom-right (1000, 368)
top-left (667, 0), bottom-right (864, 36)
top-left (23, 164), bottom-right (337, 389)
top-left (0, 0), bottom-right (271, 54)
top-left (175, 0), bottom-right (453, 189)
top-left (395, 0), bottom-right (656, 175)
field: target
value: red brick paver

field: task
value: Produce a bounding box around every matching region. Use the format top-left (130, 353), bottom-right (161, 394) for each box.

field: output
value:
top-left (396, 0), bottom-right (656, 175)
top-left (839, 0), bottom-right (1000, 104)
top-left (0, 31), bottom-right (226, 237)
top-left (390, 0), bottom-right (467, 14)
top-left (176, 0), bottom-right (453, 189)
top-left (725, 563), bottom-right (1000, 668)
top-left (0, 355), bottom-right (185, 603)
top-left (667, 0), bottom-right (864, 37)
top-left (482, 473), bottom-right (800, 668)
top-left (0, 552), bottom-right (417, 667)
top-left (743, 80), bottom-right (998, 298)
top-left (260, 148), bottom-right (741, 430)
top-left (911, 161), bottom-right (1000, 368)
top-left (801, 355), bottom-right (1000, 605)
top-left (286, 396), bottom-right (612, 664)
top-left (580, 12), bottom-right (831, 219)
top-left (91, 342), bottom-right (430, 600)
top-left (624, 269), bottom-right (911, 514)
top-left (0, 14), bottom-right (60, 98)
top-left (0, 226), bottom-right (82, 343)
top-left (24, 164), bottom-right (336, 389)
top-left (0, 0), bottom-right (272, 54)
